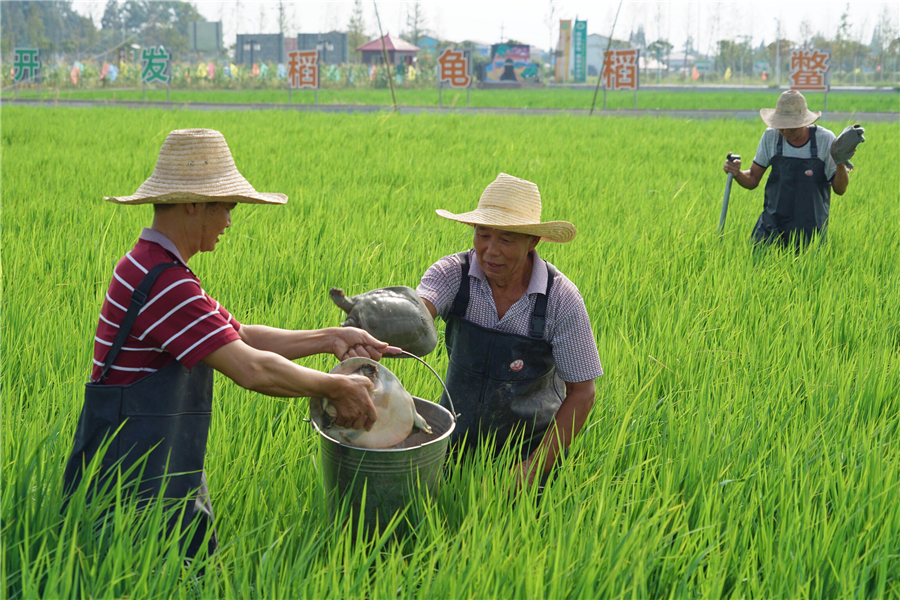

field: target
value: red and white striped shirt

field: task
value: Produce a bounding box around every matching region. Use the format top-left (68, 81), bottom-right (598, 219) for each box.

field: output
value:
top-left (91, 228), bottom-right (241, 385)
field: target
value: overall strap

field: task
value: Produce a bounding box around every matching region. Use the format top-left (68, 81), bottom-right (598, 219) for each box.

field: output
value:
top-left (529, 262), bottom-right (557, 339)
top-left (99, 262), bottom-right (182, 381)
top-left (449, 251), bottom-right (471, 317)
top-left (775, 132), bottom-right (784, 156)
top-left (808, 125), bottom-right (818, 158)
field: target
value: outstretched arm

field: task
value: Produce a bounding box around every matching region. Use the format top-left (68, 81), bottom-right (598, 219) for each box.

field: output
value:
top-left (202, 339), bottom-right (378, 430)
top-left (238, 324), bottom-right (400, 361)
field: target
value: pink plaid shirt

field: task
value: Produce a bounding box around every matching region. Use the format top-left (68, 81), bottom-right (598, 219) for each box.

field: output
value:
top-left (417, 249), bottom-right (603, 383)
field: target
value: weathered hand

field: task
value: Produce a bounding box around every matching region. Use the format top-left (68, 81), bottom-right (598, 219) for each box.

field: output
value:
top-left (723, 156), bottom-right (742, 175)
top-left (326, 373), bottom-right (378, 431)
top-left (329, 326), bottom-right (402, 361)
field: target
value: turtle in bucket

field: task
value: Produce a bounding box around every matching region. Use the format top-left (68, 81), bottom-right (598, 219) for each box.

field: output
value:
top-left (313, 357), bottom-right (432, 449)
top-left (329, 286), bottom-right (437, 357)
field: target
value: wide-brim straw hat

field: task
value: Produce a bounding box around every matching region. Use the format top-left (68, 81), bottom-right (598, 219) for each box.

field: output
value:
top-left (105, 129), bottom-right (287, 205)
top-left (760, 90), bottom-right (821, 129)
top-left (436, 173), bottom-right (576, 243)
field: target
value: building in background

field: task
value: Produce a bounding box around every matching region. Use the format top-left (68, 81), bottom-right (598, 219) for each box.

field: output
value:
top-left (297, 31), bottom-right (349, 65)
top-left (585, 34), bottom-right (630, 78)
top-left (188, 21), bottom-right (222, 58)
top-left (416, 35), bottom-right (440, 55)
top-left (236, 33), bottom-right (284, 65)
top-left (357, 34), bottom-right (419, 66)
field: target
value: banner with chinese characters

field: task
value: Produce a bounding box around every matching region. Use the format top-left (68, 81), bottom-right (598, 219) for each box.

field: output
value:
top-left (141, 46), bottom-right (171, 85)
top-left (13, 48), bottom-right (41, 84)
top-left (555, 20), bottom-right (571, 83)
top-left (486, 44), bottom-right (531, 82)
top-left (573, 20), bottom-right (587, 83)
top-left (437, 48), bottom-right (471, 88)
top-left (789, 49), bottom-right (829, 92)
top-left (287, 50), bottom-right (318, 89)
top-left (602, 49), bottom-right (640, 90)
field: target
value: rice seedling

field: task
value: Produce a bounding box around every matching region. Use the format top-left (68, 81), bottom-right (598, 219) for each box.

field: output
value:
top-left (2, 86), bottom-right (898, 112)
top-left (2, 106), bottom-right (898, 598)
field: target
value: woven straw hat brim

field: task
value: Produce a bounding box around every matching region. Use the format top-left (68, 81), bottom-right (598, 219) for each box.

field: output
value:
top-left (105, 128), bottom-right (287, 205)
top-left (759, 107), bottom-right (821, 129)
top-left (436, 208), bottom-right (577, 243)
top-left (105, 191), bottom-right (288, 205)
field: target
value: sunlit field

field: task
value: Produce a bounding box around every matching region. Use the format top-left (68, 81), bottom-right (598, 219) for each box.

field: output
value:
top-left (2, 106), bottom-right (898, 598)
top-left (3, 85), bottom-right (899, 112)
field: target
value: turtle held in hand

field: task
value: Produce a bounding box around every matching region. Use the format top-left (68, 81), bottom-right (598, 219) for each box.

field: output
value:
top-left (329, 286), bottom-right (437, 357)
top-left (313, 357), bottom-right (432, 449)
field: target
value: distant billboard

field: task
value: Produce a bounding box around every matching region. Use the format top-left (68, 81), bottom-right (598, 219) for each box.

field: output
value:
top-left (485, 44), bottom-right (530, 82)
top-left (188, 21), bottom-right (222, 54)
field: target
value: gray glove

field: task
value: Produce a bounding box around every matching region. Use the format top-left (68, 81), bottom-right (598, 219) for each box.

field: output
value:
top-left (831, 124), bottom-right (865, 170)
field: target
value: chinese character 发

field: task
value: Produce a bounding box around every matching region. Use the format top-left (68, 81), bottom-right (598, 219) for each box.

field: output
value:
top-left (603, 49), bottom-right (639, 91)
top-left (789, 49), bottom-right (829, 91)
top-left (141, 46), bottom-right (171, 84)
top-left (438, 48), bottom-right (471, 88)
top-left (13, 48), bottom-right (41, 83)
top-left (288, 50), bottom-right (318, 89)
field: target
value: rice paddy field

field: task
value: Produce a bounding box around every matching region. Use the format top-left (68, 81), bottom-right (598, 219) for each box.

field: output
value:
top-left (3, 86), bottom-right (899, 112)
top-left (2, 104), bottom-right (899, 599)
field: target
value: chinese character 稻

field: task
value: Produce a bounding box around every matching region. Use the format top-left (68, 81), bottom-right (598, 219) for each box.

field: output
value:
top-left (288, 50), bottom-right (318, 89)
top-left (141, 46), bottom-right (171, 84)
top-left (789, 49), bottom-right (829, 92)
top-left (602, 49), bottom-right (639, 91)
top-left (13, 48), bottom-right (41, 84)
top-left (438, 48), bottom-right (471, 88)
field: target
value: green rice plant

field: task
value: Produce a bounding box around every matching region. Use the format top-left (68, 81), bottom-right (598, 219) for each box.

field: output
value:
top-left (2, 86), bottom-right (898, 112)
top-left (2, 106), bottom-right (898, 598)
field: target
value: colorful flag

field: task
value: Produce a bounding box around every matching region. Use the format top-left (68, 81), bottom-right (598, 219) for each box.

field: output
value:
top-left (691, 65), bottom-right (700, 80)
top-left (724, 67), bottom-right (732, 81)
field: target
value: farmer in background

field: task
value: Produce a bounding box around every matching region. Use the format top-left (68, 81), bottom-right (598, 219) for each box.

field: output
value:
top-left (416, 173), bottom-right (603, 489)
top-left (723, 90), bottom-right (859, 247)
top-left (64, 129), bottom-right (395, 558)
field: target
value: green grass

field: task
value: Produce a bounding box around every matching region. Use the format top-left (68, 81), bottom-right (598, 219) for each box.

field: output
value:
top-left (2, 106), bottom-right (899, 598)
top-left (3, 86), bottom-right (899, 112)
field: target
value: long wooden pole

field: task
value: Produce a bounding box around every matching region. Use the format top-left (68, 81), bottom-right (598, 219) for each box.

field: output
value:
top-left (589, 0), bottom-right (624, 116)
top-left (373, 2), bottom-right (398, 112)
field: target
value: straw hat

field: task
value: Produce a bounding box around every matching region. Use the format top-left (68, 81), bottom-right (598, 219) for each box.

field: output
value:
top-left (105, 129), bottom-right (287, 205)
top-left (759, 90), bottom-right (821, 129)
top-left (436, 173), bottom-right (576, 243)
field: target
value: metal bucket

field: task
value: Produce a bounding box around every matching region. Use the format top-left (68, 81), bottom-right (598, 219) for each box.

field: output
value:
top-left (309, 354), bottom-right (456, 533)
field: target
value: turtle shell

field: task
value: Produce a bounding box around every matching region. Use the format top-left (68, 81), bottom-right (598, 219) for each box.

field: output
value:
top-left (329, 286), bottom-right (438, 357)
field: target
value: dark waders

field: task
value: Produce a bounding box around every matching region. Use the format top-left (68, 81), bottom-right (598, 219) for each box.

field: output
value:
top-left (63, 263), bottom-right (218, 558)
top-left (752, 125), bottom-right (831, 247)
top-left (439, 252), bottom-right (565, 464)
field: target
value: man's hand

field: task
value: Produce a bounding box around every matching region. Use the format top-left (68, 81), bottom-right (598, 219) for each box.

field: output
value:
top-left (328, 326), bottom-right (403, 361)
top-left (723, 155), bottom-right (742, 175)
top-left (325, 372), bottom-right (379, 430)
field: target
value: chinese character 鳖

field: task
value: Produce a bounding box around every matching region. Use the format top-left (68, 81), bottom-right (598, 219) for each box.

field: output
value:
top-left (13, 48), bottom-right (41, 84)
top-left (141, 46), bottom-right (171, 84)
top-left (789, 49), bottom-right (829, 92)
top-left (438, 48), bottom-right (471, 88)
top-left (288, 50), bottom-right (318, 89)
top-left (603, 49), bottom-right (639, 91)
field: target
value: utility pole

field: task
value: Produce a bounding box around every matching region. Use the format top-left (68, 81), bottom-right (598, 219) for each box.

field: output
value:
top-left (774, 18), bottom-right (781, 86)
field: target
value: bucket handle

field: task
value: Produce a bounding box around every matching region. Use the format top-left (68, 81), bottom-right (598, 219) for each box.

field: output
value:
top-left (392, 350), bottom-right (457, 422)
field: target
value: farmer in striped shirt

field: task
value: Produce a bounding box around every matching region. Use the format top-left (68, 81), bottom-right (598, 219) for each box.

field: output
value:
top-left (416, 174), bottom-right (603, 490)
top-left (64, 129), bottom-right (395, 558)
